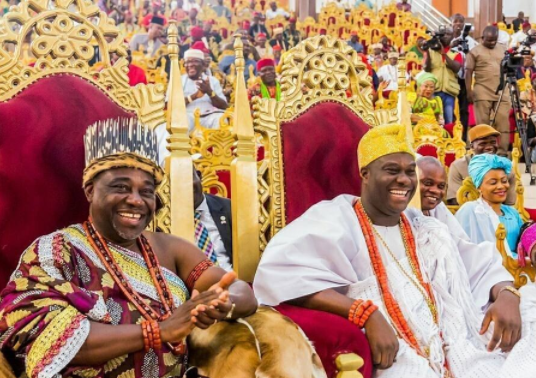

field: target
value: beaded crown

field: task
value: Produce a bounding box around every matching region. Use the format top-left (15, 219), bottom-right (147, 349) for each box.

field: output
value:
top-left (358, 124), bottom-right (415, 169)
top-left (82, 118), bottom-right (164, 186)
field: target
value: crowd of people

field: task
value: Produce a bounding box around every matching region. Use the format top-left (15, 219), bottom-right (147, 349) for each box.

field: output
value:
top-left (3, 0), bottom-right (536, 377)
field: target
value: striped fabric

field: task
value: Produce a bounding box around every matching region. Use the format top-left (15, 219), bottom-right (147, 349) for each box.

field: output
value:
top-left (194, 211), bottom-right (217, 263)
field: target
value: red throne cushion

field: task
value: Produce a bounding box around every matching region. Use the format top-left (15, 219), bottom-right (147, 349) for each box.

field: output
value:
top-left (280, 102), bottom-right (370, 223)
top-left (416, 144), bottom-right (438, 158)
top-left (0, 75), bottom-right (133, 288)
top-left (276, 304), bottom-right (372, 378)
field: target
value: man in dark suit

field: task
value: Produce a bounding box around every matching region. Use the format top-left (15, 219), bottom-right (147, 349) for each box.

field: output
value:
top-left (193, 169), bottom-right (233, 270)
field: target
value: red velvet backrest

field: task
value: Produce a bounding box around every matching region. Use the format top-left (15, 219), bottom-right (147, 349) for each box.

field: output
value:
top-left (0, 75), bottom-right (133, 288)
top-left (416, 144), bottom-right (438, 158)
top-left (280, 102), bottom-right (370, 224)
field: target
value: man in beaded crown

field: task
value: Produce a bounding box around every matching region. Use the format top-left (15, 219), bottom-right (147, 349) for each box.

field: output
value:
top-left (255, 123), bottom-right (536, 377)
top-left (0, 118), bottom-right (325, 378)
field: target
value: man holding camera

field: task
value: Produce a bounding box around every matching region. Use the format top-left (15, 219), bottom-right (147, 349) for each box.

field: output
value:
top-left (466, 26), bottom-right (510, 154)
top-left (424, 26), bottom-right (463, 125)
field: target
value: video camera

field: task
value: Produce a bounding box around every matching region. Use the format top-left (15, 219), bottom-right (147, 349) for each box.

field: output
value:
top-left (458, 23), bottom-right (472, 53)
top-left (501, 35), bottom-right (535, 74)
top-left (422, 26), bottom-right (446, 51)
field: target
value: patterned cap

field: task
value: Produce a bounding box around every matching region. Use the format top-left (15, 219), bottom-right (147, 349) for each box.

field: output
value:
top-left (83, 118), bottom-right (164, 186)
top-left (358, 124), bottom-right (415, 168)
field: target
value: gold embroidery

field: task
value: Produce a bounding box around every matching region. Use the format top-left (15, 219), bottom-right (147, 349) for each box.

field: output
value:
top-left (32, 298), bottom-right (69, 309)
top-left (44, 310), bottom-right (61, 323)
top-left (29, 266), bottom-right (54, 282)
top-left (22, 248), bottom-right (37, 264)
top-left (101, 272), bottom-right (115, 289)
top-left (117, 369), bottom-right (136, 378)
top-left (34, 283), bottom-right (49, 291)
top-left (104, 354), bottom-right (128, 373)
top-left (55, 282), bottom-right (74, 294)
top-left (27, 306), bottom-right (81, 375)
top-left (14, 278), bottom-right (29, 291)
top-left (5, 310), bottom-right (32, 327)
top-left (74, 368), bottom-right (100, 377)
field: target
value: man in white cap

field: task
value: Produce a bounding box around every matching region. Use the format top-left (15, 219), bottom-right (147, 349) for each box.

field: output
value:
top-left (376, 52), bottom-right (400, 91)
top-left (183, 49), bottom-right (228, 131)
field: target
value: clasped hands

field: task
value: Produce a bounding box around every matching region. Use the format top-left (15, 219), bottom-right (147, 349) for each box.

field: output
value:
top-left (160, 271), bottom-right (236, 344)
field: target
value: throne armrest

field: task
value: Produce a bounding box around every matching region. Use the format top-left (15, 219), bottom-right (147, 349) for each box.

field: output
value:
top-left (275, 304), bottom-right (372, 378)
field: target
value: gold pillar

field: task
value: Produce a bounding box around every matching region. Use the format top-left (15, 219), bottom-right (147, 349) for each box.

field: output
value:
top-left (231, 34), bottom-right (261, 282)
top-left (397, 56), bottom-right (421, 210)
top-left (473, 0), bottom-right (503, 37)
top-left (165, 21), bottom-right (195, 242)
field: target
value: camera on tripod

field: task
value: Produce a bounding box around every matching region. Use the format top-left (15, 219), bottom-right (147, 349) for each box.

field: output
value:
top-left (422, 26), bottom-right (446, 51)
top-left (502, 40), bottom-right (534, 74)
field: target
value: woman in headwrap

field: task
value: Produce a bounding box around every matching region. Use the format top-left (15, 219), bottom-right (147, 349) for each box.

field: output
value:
top-left (455, 154), bottom-right (524, 255)
top-left (408, 72), bottom-right (444, 126)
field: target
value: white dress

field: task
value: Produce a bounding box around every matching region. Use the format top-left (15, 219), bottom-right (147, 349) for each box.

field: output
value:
top-left (253, 195), bottom-right (536, 378)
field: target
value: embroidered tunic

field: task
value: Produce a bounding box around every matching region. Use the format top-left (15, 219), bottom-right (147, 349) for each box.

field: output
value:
top-left (0, 224), bottom-right (189, 378)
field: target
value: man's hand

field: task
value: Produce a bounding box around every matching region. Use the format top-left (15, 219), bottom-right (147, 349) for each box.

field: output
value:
top-left (190, 272), bottom-right (237, 329)
top-left (480, 290), bottom-right (522, 353)
top-left (364, 311), bottom-right (399, 369)
top-left (196, 77), bottom-right (212, 95)
top-left (530, 244), bottom-right (536, 267)
top-left (467, 90), bottom-right (474, 104)
top-left (160, 289), bottom-right (226, 343)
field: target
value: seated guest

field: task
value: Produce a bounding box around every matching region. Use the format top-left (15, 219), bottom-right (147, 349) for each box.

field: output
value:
top-left (417, 156), bottom-right (448, 216)
top-left (347, 30), bottom-right (364, 53)
top-left (248, 58), bottom-right (280, 101)
top-left (254, 124), bottom-right (536, 377)
top-left (409, 72), bottom-right (445, 127)
top-left (180, 25), bottom-right (205, 58)
top-left (269, 27), bottom-right (291, 51)
top-left (212, 0), bottom-right (231, 20)
top-left (193, 168), bottom-right (232, 271)
top-left (273, 44), bottom-right (282, 65)
top-left (408, 36), bottom-right (426, 60)
top-left (0, 119), bottom-right (258, 377)
top-left (184, 49), bottom-right (228, 130)
top-left (254, 32), bottom-right (272, 58)
top-left (455, 154), bottom-right (524, 254)
top-left (447, 124), bottom-right (517, 205)
top-left (129, 16), bottom-right (166, 57)
top-left (248, 11), bottom-right (269, 39)
top-left (110, 48), bottom-right (148, 86)
top-left (203, 20), bottom-right (222, 45)
top-left (141, 0), bottom-right (168, 28)
top-left (283, 18), bottom-right (302, 48)
top-left (265, 0), bottom-right (289, 19)
top-left (170, 0), bottom-right (187, 21)
top-left (516, 53), bottom-right (536, 80)
top-left (376, 52), bottom-right (400, 91)
top-left (218, 39), bottom-right (257, 82)
top-left (510, 21), bottom-right (531, 48)
top-left (367, 43), bottom-right (383, 65)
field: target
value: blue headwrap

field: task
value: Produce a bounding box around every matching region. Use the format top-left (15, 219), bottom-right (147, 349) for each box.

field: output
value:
top-left (468, 154), bottom-right (512, 188)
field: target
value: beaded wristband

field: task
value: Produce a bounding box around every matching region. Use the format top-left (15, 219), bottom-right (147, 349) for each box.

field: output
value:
top-left (348, 299), bottom-right (378, 328)
top-left (151, 321), bottom-right (162, 351)
top-left (348, 299), bottom-right (364, 323)
top-left (141, 321), bottom-right (150, 352)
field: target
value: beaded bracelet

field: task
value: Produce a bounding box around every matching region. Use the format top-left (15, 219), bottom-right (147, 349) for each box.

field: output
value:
top-left (142, 320), bottom-right (163, 351)
top-left (141, 321), bottom-right (150, 352)
top-left (348, 299), bottom-right (378, 328)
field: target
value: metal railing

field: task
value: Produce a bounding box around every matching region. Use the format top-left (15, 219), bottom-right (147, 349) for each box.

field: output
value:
top-left (408, 0), bottom-right (451, 30)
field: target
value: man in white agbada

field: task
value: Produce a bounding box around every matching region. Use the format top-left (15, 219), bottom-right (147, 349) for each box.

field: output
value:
top-left (253, 124), bottom-right (536, 378)
top-left (182, 49), bottom-right (228, 131)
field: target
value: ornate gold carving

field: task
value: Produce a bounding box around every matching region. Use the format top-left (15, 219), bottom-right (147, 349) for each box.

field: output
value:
top-left (190, 108), bottom-right (236, 198)
top-left (512, 147), bottom-right (530, 222)
top-left (496, 224), bottom-right (536, 288)
top-left (456, 176), bottom-right (479, 206)
top-left (253, 35), bottom-right (396, 247)
top-left (0, 0), bottom-right (165, 129)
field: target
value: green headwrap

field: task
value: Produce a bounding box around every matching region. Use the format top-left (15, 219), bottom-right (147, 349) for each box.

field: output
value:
top-left (416, 72), bottom-right (438, 87)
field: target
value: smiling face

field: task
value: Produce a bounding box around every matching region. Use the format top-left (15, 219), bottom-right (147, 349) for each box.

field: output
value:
top-left (419, 80), bottom-right (435, 98)
top-left (361, 153), bottom-right (417, 219)
top-left (185, 57), bottom-right (204, 79)
top-left (479, 169), bottom-right (509, 205)
top-left (85, 168), bottom-right (156, 245)
top-left (418, 159), bottom-right (447, 212)
top-left (471, 135), bottom-right (499, 155)
top-left (259, 64), bottom-right (276, 85)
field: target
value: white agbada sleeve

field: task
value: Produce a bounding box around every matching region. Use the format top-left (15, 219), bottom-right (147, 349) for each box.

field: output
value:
top-left (253, 195), bottom-right (371, 306)
top-left (427, 203), bottom-right (513, 309)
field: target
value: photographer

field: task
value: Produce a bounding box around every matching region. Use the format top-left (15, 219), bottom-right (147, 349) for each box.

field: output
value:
top-left (466, 26), bottom-right (510, 154)
top-left (451, 13), bottom-right (477, 133)
top-left (424, 26), bottom-right (463, 125)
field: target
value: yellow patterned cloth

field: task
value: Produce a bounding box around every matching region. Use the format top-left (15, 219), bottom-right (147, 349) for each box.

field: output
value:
top-left (0, 224), bottom-right (188, 378)
top-left (357, 124), bottom-right (416, 168)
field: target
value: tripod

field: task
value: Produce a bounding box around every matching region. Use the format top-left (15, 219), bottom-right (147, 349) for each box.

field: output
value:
top-left (491, 70), bottom-right (536, 185)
